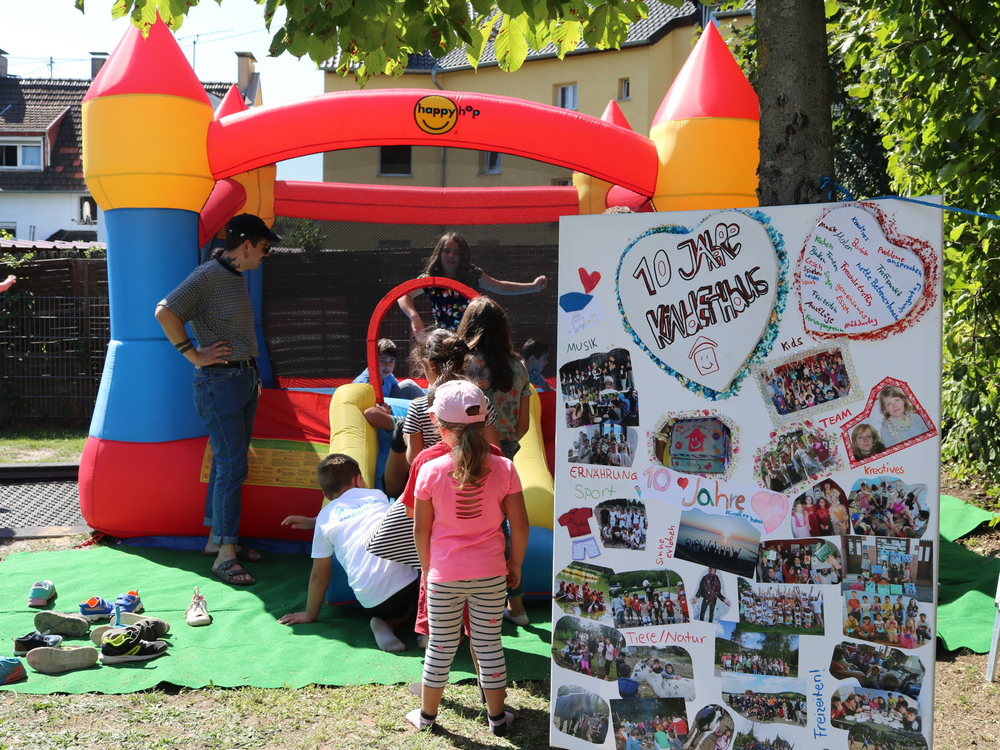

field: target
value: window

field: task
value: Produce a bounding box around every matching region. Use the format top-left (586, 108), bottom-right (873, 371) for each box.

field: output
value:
top-left (618, 78), bottom-right (631, 101)
top-left (481, 151), bottom-right (501, 175)
top-left (0, 140), bottom-right (43, 170)
top-left (378, 145), bottom-right (412, 177)
top-left (556, 84), bottom-right (577, 110)
top-left (0, 222), bottom-right (16, 238)
top-left (80, 197), bottom-right (98, 225)
top-left (553, 178), bottom-right (573, 187)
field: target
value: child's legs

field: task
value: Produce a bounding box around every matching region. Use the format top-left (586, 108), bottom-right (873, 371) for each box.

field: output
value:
top-left (467, 575), bottom-right (508, 717)
top-left (422, 580), bottom-right (468, 714)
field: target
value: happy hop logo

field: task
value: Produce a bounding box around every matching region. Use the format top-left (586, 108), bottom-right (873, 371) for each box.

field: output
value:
top-left (414, 95), bottom-right (481, 134)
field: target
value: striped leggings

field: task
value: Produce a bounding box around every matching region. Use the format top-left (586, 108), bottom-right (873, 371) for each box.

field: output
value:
top-left (423, 575), bottom-right (507, 691)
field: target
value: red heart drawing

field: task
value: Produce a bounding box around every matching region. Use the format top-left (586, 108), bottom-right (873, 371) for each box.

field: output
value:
top-left (579, 268), bottom-right (601, 294)
top-left (677, 477), bottom-right (689, 489)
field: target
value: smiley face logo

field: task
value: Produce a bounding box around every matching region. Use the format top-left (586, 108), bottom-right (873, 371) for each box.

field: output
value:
top-left (414, 95), bottom-right (459, 134)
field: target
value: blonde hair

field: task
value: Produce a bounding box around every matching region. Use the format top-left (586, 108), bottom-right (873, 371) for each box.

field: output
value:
top-left (878, 386), bottom-right (914, 419)
top-left (438, 417), bottom-right (490, 486)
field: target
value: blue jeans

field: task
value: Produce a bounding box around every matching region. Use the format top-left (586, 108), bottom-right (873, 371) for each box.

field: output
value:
top-left (193, 366), bottom-right (259, 545)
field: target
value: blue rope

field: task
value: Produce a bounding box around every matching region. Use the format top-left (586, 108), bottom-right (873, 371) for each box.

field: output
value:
top-left (871, 194), bottom-right (1000, 223)
top-left (819, 177), bottom-right (854, 202)
top-left (818, 176), bottom-right (1000, 223)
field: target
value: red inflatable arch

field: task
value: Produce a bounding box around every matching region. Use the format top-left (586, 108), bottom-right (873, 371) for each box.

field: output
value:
top-left (365, 277), bottom-right (479, 403)
top-left (206, 89), bottom-right (659, 197)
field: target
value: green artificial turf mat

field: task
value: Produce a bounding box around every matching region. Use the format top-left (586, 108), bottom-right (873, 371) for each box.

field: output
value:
top-left (0, 546), bottom-right (551, 694)
top-left (939, 494), bottom-right (994, 543)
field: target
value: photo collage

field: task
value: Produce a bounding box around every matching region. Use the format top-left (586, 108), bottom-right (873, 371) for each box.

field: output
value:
top-left (552, 201), bottom-right (941, 750)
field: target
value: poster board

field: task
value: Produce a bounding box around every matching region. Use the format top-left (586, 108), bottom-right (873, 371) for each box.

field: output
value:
top-left (550, 199), bottom-right (941, 750)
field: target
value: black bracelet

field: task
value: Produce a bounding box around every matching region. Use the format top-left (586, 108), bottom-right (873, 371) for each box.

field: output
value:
top-left (175, 339), bottom-right (193, 354)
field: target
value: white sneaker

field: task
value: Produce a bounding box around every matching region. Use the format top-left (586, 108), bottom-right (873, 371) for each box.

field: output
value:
top-left (185, 587), bottom-right (211, 627)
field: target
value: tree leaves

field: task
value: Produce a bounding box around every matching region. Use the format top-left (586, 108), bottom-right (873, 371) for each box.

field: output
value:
top-left (100, 0), bottom-right (652, 84)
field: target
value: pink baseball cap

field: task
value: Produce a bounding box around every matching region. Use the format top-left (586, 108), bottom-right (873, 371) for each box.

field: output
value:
top-left (430, 380), bottom-right (488, 424)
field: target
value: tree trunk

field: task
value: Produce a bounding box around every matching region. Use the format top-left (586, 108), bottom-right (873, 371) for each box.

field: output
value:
top-left (756, 0), bottom-right (836, 206)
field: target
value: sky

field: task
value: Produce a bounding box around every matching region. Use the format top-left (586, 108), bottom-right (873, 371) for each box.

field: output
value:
top-left (3, 0), bottom-right (329, 181)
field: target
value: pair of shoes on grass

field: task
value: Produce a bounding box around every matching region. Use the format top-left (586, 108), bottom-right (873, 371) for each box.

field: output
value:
top-left (404, 707), bottom-right (514, 736)
top-left (98, 621), bottom-right (169, 665)
top-left (79, 590), bottom-right (143, 621)
top-left (27, 580), bottom-right (56, 608)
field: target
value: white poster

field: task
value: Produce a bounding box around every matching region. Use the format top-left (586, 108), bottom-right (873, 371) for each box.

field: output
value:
top-left (551, 200), bottom-right (941, 750)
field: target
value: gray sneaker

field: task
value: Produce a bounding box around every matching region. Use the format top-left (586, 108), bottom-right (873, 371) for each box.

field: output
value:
top-left (33, 611), bottom-right (90, 638)
top-left (26, 646), bottom-right (99, 674)
top-left (91, 616), bottom-right (170, 646)
top-left (99, 626), bottom-right (167, 664)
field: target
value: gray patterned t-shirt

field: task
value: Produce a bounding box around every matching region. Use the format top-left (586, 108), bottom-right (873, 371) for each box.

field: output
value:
top-left (160, 258), bottom-right (258, 362)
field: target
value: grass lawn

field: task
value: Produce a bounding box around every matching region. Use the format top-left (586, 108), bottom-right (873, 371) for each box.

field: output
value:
top-left (0, 426), bottom-right (88, 463)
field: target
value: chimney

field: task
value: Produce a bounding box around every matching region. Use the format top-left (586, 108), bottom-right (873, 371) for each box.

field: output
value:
top-left (0, 49), bottom-right (8, 78)
top-left (90, 52), bottom-right (108, 80)
top-left (235, 51), bottom-right (256, 93)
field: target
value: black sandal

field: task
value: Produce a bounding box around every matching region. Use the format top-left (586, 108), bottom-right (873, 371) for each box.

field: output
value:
top-left (211, 558), bottom-right (256, 586)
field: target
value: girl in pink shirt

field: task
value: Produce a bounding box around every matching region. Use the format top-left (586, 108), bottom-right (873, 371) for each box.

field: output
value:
top-left (410, 380), bottom-right (530, 737)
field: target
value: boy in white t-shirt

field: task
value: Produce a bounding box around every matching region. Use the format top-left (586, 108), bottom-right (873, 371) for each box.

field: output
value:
top-left (278, 454), bottom-right (419, 652)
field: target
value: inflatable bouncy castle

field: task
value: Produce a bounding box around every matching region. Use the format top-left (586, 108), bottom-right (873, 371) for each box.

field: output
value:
top-left (79, 18), bottom-right (758, 600)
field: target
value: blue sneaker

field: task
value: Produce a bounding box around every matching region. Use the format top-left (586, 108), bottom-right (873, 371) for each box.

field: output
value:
top-left (0, 656), bottom-right (27, 685)
top-left (79, 595), bottom-right (115, 621)
top-left (115, 590), bottom-right (144, 614)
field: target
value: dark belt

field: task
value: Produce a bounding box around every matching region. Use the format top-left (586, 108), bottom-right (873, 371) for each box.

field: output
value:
top-left (202, 358), bottom-right (257, 370)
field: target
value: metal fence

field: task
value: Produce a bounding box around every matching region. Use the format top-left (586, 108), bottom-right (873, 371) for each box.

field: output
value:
top-left (0, 295), bottom-right (109, 427)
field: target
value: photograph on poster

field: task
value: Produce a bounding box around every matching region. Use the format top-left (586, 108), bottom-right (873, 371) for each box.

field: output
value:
top-left (609, 698), bottom-right (687, 748)
top-left (789, 479), bottom-right (851, 537)
top-left (757, 538), bottom-right (843, 586)
top-left (608, 568), bottom-right (689, 628)
top-left (847, 478), bottom-right (930, 539)
top-left (841, 590), bottom-right (934, 649)
top-left (675, 508), bottom-right (761, 577)
top-left (569, 424), bottom-right (639, 467)
top-left (651, 411), bottom-right (740, 479)
top-left (842, 379), bottom-right (937, 466)
top-left (617, 645), bottom-right (697, 700)
top-left (715, 620), bottom-right (800, 678)
top-left (555, 561), bottom-right (613, 624)
top-left (553, 615), bottom-right (627, 681)
top-left (831, 685), bottom-right (926, 736)
top-left (560, 349), bottom-right (640, 428)
top-left (738, 580), bottom-right (824, 635)
top-left (553, 684), bottom-right (611, 743)
top-left (596, 499), bottom-right (648, 552)
top-left (755, 425), bottom-right (839, 494)
top-left (829, 640), bottom-right (927, 698)
top-left (732, 722), bottom-right (798, 750)
top-left (842, 536), bottom-right (933, 602)
top-left (846, 722), bottom-right (928, 750)
top-left (721, 679), bottom-right (807, 727)
top-left (752, 342), bottom-right (858, 421)
top-left (682, 704), bottom-right (737, 750)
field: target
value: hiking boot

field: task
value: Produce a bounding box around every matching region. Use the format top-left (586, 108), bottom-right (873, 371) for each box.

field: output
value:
top-left (79, 595), bottom-right (115, 621)
top-left (91, 616), bottom-right (170, 646)
top-left (12, 631), bottom-right (63, 656)
top-left (185, 586), bottom-right (211, 627)
top-left (34, 610), bottom-right (91, 637)
top-left (0, 656), bottom-right (27, 685)
top-left (99, 626), bottom-right (167, 664)
top-left (27, 580), bottom-right (56, 608)
top-left (26, 646), bottom-right (99, 674)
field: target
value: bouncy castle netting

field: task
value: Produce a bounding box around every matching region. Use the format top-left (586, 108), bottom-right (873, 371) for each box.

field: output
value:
top-left (262, 220), bottom-right (560, 386)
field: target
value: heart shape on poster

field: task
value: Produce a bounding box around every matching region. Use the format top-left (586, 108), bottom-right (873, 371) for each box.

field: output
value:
top-left (676, 477), bottom-right (689, 490)
top-left (617, 211), bottom-right (779, 394)
top-left (751, 490), bottom-right (789, 534)
top-left (799, 206), bottom-right (925, 335)
top-left (579, 268), bottom-right (601, 294)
